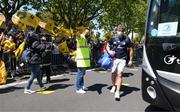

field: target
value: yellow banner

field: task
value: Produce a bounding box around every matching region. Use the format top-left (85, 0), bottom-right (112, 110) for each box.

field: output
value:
top-left (39, 20), bottom-right (58, 35)
top-left (15, 42), bottom-right (25, 61)
top-left (13, 10), bottom-right (40, 29)
top-left (52, 26), bottom-right (60, 36)
top-left (0, 14), bottom-right (5, 26)
top-left (59, 27), bottom-right (73, 38)
top-left (58, 41), bottom-right (69, 55)
top-left (12, 16), bottom-right (26, 31)
top-left (45, 19), bottom-right (54, 32)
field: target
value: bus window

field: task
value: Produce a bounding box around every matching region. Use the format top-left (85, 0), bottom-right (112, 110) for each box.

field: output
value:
top-left (160, 0), bottom-right (180, 35)
top-left (147, 0), bottom-right (160, 38)
top-left (148, 0), bottom-right (180, 38)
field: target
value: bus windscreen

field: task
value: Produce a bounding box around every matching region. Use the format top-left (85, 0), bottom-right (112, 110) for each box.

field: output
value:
top-left (148, 0), bottom-right (180, 38)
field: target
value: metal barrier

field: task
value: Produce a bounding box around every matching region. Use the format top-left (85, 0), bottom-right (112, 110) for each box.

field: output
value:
top-left (1, 52), bottom-right (68, 78)
top-left (51, 53), bottom-right (69, 74)
top-left (51, 53), bottom-right (65, 66)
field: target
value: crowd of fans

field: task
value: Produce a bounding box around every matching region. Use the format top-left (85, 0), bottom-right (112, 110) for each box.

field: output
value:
top-left (0, 25), bottom-right (108, 84)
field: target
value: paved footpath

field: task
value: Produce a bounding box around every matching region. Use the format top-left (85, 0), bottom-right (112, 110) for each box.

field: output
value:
top-left (0, 67), bottom-right (162, 112)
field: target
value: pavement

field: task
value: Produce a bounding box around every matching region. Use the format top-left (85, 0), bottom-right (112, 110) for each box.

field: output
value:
top-left (0, 66), bottom-right (166, 112)
top-left (0, 65), bottom-right (73, 89)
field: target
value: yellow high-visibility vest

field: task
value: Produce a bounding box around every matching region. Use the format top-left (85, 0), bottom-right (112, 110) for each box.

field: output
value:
top-left (76, 34), bottom-right (90, 67)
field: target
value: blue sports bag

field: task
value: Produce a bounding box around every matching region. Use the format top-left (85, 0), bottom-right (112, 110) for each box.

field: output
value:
top-left (98, 52), bottom-right (112, 70)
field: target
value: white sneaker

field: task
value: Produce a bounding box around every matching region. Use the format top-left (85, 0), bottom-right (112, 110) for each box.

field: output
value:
top-left (40, 86), bottom-right (47, 91)
top-left (82, 86), bottom-right (88, 91)
top-left (24, 89), bottom-right (35, 94)
top-left (110, 86), bottom-right (116, 93)
top-left (76, 89), bottom-right (86, 94)
top-left (114, 92), bottom-right (120, 101)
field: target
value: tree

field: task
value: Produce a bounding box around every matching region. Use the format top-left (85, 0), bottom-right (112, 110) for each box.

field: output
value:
top-left (0, 0), bottom-right (148, 41)
top-left (35, 0), bottom-right (110, 29)
top-left (98, 0), bottom-right (147, 39)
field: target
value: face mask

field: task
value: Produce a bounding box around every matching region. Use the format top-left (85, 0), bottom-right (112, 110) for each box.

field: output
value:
top-left (117, 31), bottom-right (124, 38)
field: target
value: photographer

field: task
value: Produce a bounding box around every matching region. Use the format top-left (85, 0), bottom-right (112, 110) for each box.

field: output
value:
top-left (40, 33), bottom-right (53, 83)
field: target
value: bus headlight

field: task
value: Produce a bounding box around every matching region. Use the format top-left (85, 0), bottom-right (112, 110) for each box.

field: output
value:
top-left (150, 80), bottom-right (155, 85)
top-left (145, 77), bottom-right (150, 81)
top-left (147, 86), bottom-right (157, 99)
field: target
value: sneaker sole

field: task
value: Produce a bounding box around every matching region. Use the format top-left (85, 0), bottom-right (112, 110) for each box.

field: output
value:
top-left (24, 91), bottom-right (35, 94)
top-left (76, 91), bottom-right (86, 94)
top-left (76, 92), bottom-right (86, 94)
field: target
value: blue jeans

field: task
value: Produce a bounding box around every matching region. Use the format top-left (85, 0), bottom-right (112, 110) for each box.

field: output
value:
top-left (26, 64), bottom-right (44, 89)
top-left (76, 68), bottom-right (86, 90)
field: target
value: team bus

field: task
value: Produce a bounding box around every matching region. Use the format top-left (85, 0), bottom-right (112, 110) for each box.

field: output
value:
top-left (142, 0), bottom-right (180, 111)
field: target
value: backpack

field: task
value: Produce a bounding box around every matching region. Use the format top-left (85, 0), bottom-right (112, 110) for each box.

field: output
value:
top-left (21, 48), bottom-right (31, 63)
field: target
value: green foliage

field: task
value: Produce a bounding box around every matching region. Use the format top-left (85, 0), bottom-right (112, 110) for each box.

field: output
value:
top-left (98, 0), bottom-right (147, 36)
top-left (0, 0), bottom-right (148, 41)
top-left (35, 0), bottom-right (110, 29)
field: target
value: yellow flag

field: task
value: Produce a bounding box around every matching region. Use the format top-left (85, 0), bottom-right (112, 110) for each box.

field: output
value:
top-left (39, 21), bottom-right (46, 28)
top-left (0, 14), bottom-right (5, 26)
top-left (2, 40), bottom-right (16, 52)
top-left (52, 26), bottom-right (60, 36)
top-left (58, 41), bottom-right (69, 55)
top-left (13, 10), bottom-right (40, 29)
top-left (21, 12), bottom-right (40, 28)
top-left (59, 27), bottom-right (73, 38)
top-left (15, 42), bottom-right (25, 61)
top-left (17, 21), bottom-right (26, 31)
top-left (12, 15), bottom-right (19, 24)
top-left (45, 19), bottom-right (55, 32)
top-left (39, 19), bottom-right (56, 34)
top-left (12, 16), bottom-right (26, 31)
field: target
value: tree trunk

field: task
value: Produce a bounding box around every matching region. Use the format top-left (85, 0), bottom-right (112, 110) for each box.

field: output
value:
top-left (131, 29), bottom-right (134, 41)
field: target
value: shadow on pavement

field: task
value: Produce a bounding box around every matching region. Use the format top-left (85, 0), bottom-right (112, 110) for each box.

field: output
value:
top-left (145, 105), bottom-right (169, 112)
top-left (0, 87), bottom-right (24, 94)
top-left (87, 83), bottom-right (108, 95)
top-left (107, 85), bottom-right (140, 97)
top-left (50, 78), bottom-right (70, 84)
top-left (4, 78), bottom-right (17, 84)
top-left (123, 72), bottom-right (134, 77)
top-left (120, 85), bottom-right (140, 97)
top-left (93, 68), bottom-right (106, 71)
top-left (48, 84), bottom-right (74, 91)
top-left (52, 66), bottom-right (77, 75)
